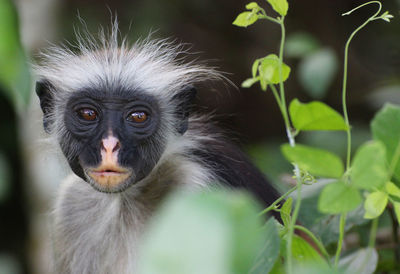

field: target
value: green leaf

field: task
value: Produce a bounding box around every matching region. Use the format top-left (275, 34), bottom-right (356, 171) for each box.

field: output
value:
top-left (249, 219), bottom-right (281, 274)
top-left (386, 182), bottom-right (400, 199)
top-left (0, 0), bottom-right (31, 112)
top-left (281, 235), bottom-right (327, 266)
top-left (364, 191), bottom-right (388, 219)
top-left (267, 0), bottom-right (288, 16)
top-left (252, 59), bottom-right (261, 78)
top-left (318, 181), bottom-right (362, 214)
top-left (285, 32), bottom-right (320, 59)
top-left (242, 77), bottom-right (259, 88)
top-left (281, 144), bottom-right (344, 178)
top-left (280, 197), bottom-right (292, 227)
top-left (233, 11), bottom-right (259, 27)
top-left (246, 2), bottom-right (260, 10)
top-left (338, 248), bottom-right (378, 274)
top-left (138, 190), bottom-right (266, 274)
top-left (351, 141), bottom-right (388, 190)
top-left (298, 48), bottom-right (339, 99)
top-left (289, 99), bottom-right (348, 131)
top-left (371, 104), bottom-right (400, 181)
top-left (259, 54), bottom-right (291, 85)
top-left (393, 202), bottom-right (400, 224)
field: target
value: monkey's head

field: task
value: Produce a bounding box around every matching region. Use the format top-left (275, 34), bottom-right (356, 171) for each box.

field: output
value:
top-left (35, 33), bottom-right (220, 193)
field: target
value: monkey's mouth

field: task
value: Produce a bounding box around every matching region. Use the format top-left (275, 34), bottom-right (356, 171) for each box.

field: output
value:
top-left (87, 164), bottom-right (133, 191)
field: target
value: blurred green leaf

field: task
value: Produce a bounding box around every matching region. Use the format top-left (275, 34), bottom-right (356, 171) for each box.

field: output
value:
top-left (249, 218), bottom-right (281, 274)
top-left (0, 0), bottom-right (31, 111)
top-left (280, 197), bottom-right (292, 228)
top-left (285, 32), bottom-right (320, 58)
top-left (298, 48), bottom-right (338, 99)
top-left (138, 190), bottom-right (266, 274)
top-left (318, 181), bottom-right (362, 214)
top-left (233, 11), bottom-right (259, 27)
top-left (371, 104), bottom-right (400, 181)
top-left (338, 248), bottom-right (378, 274)
top-left (289, 99), bottom-right (347, 131)
top-left (386, 182), bottom-right (400, 199)
top-left (246, 2), bottom-right (260, 10)
top-left (282, 235), bottom-right (327, 266)
top-left (290, 264), bottom-right (344, 274)
top-left (242, 77), bottom-right (259, 88)
top-left (0, 153), bottom-right (11, 203)
top-left (281, 143), bottom-right (344, 178)
top-left (393, 202), bottom-right (400, 224)
top-left (351, 141), bottom-right (388, 190)
top-left (259, 54), bottom-right (291, 86)
top-left (267, 0), bottom-right (288, 16)
top-left (364, 191), bottom-right (388, 219)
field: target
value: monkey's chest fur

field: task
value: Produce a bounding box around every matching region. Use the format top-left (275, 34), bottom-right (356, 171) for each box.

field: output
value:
top-left (52, 155), bottom-right (212, 274)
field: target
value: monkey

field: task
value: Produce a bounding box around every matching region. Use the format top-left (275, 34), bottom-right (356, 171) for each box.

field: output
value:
top-left (35, 23), bottom-right (280, 274)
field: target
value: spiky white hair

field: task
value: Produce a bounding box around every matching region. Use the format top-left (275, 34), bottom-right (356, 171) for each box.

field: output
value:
top-left (34, 21), bottom-right (223, 100)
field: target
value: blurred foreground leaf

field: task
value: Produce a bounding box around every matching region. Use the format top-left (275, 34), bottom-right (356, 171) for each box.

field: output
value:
top-left (138, 190), bottom-right (277, 274)
top-left (338, 248), bottom-right (378, 274)
top-left (0, 0), bottom-right (31, 112)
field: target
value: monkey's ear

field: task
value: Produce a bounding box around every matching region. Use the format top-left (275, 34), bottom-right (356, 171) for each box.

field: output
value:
top-left (173, 85), bottom-right (197, 134)
top-left (36, 80), bottom-right (54, 133)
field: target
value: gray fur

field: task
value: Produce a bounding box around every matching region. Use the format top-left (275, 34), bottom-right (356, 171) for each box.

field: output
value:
top-left (36, 23), bottom-right (225, 273)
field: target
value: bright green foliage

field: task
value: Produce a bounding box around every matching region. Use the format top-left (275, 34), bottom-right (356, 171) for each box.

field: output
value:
top-left (298, 48), bottom-right (339, 99)
top-left (267, 0), bottom-right (288, 16)
top-left (351, 141), bottom-right (388, 190)
top-left (0, 0), bottom-right (31, 112)
top-left (280, 197), bottom-right (292, 228)
top-left (242, 54), bottom-right (291, 91)
top-left (232, 3), bottom-right (262, 28)
top-left (371, 104), bottom-right (400, 181)
top-left (281, 144), bottom-right (344, 178)
top-left (364, 191), bottom-right (388, 219)
top-left (386, 182), bottom-right (400, 201)
top-left (232, 12), bottom-right (259, 27)
top-left (249, 219), bottom-right (281, 274)
top-left (318, 181), bottom-right (362, 214)
top-left (138, 190), bottom-right (270, 274)
top-left (289, 99), bottom-right (347, 131)
top-left (386, 182), bottom-right (400, 223)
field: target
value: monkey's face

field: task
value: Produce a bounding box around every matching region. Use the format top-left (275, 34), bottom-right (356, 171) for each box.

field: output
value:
top-left (60, 90), bottom-right (165, 193)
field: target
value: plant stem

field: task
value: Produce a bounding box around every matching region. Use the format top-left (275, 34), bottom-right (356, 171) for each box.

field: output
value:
top-left (258, 185), bottom-right (298, 216)
top-left (335, 2), bottom-right (383, 266)
top-left (388, 205), bottom-right (400, 262)
top-left (368, 217), bottom-right (379, 248)
top-left (334, 213), bottom-right (347, 267)
top-left (294, 225), bottom-right (330, 262)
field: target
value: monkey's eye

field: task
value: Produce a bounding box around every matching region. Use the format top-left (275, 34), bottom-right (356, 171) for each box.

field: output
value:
top-left (77, 108), bottom-right (98, 121)
top-left (127, 111), bottom-right (148, 123)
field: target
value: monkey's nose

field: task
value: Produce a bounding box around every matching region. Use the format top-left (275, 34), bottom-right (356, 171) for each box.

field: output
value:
top-left (101, 136), bottom-right (121, 154)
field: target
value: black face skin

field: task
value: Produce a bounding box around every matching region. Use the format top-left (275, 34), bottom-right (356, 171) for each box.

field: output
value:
top-left (36, 81), bottom-right (196, 193)
top-left (60, 88), bottom-right (164, 192)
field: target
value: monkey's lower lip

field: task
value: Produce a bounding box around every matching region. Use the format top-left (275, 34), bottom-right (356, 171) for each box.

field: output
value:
top-left (87, 167), bottom-right (132, 190)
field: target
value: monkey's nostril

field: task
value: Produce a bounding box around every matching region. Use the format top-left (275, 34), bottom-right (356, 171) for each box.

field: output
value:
top-left (112, 142), bottom-right (121, 153)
